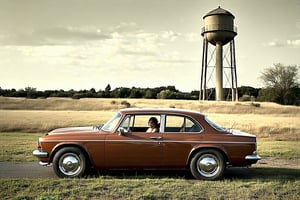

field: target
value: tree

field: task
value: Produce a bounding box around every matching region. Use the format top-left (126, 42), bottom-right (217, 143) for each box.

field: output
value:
top-left (157, 89), bottom-right (174, 99)
top-left (238, 86), bottom-right (259, 98)
top-left (258, 63), bottom-right (299, 105)
top-left (105, 84), bottom-right (111, 92)
top-left (104, 84), bottom-right (111, 97)
top-left (25, 87), bottom-right (37, 99)
top-left (129, 87), bottom-right (143, 98)
top-left (111, 87), bottom-right (130, 98)
top-left (144, 89), bottom-right (156, 99)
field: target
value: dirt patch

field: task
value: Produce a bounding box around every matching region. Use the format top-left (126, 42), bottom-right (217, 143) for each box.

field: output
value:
top-left (256, 157), bottom-right (300, 169)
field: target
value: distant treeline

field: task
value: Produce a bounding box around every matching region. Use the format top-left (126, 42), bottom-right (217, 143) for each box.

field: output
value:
top-left (0, 85), bottom-right (260, 101)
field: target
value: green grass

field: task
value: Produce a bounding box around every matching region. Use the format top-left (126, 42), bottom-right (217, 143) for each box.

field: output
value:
top-left (0, 132), bottom-right (41, 162)
top-left (1, 175), bottom-right (299, 200)
top-left (258, 140), bottom-right (300, 159)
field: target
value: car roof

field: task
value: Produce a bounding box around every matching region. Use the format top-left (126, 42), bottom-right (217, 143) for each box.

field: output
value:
top-left (119, 108), bottom-right (205, 117)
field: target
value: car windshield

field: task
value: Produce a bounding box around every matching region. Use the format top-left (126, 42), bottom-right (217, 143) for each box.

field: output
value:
top-left (101, 112), bottom-right (121, 132)
top-left (205, 116), bottom-right (226, 132)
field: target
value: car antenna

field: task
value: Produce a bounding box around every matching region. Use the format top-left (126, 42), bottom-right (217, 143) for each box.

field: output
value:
top-left (230, 121), bottom-right (236, 132)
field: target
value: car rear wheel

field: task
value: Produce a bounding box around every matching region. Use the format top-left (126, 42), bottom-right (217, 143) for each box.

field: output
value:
top-left (53, 147), bottom-right (88, 178)
top-left (190, 149), bottom-right (225, 180)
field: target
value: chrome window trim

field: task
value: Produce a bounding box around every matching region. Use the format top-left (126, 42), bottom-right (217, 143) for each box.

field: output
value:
top-left (160, 114), bottom-right (166, 132)
top-left (163, 114), bottom-right (204, 134)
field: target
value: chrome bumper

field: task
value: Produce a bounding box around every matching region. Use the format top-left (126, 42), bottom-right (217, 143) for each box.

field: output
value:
top-left (245, 154), bottom-right (261, 160)
top-left (39, 161), bottom-right (51, 166)
top-left (33, 150), bottom-right (48, 158)
top-left (245, 154), bottom-right (261, 165)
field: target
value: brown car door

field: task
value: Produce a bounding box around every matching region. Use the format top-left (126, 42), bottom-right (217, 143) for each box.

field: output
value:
top-left (105, 132), bottom-right (163, 168)
top-left (162, 114), bottom-right (203, 167)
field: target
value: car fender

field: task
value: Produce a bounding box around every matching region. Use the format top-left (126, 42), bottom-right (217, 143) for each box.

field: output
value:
top-left (50, 142), bottom-right (92, 165)
top-left (187, 144), bottom-right (230, 166)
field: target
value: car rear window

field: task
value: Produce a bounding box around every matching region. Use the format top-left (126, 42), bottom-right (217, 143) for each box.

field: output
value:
top-left (165, 115), bottom-right (202, 133)
top-left (205, 116), bottom-right (226, 132)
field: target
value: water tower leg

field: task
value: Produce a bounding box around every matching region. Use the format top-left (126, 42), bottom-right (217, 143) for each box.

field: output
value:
top-left (215, 42), bottom-right (224, 101)
top-left (230, 40), bottom-right (238, 101)
top-left (200, 39), bottom-right (208, 100)
top-left (203, 40), bottom-right (208, 100)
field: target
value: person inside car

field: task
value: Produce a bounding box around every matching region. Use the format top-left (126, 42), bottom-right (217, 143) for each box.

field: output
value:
top-left (146, 117), bottom-right (159, 133)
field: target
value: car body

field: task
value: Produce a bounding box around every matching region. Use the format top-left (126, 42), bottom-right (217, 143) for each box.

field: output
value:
top-left (33, 108), bottom-right (261, 180)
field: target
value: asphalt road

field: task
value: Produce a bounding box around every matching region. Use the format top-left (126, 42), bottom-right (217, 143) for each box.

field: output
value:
top-left (0, 162), bottom-right (55, 178)
top-left (0, 162), bottom-right (191, 179)
top-left (1, 158), bottom-right (299, 179)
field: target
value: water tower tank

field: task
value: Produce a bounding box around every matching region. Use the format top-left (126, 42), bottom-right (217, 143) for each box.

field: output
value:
top-left (201, 6), bottom-right (237, 45)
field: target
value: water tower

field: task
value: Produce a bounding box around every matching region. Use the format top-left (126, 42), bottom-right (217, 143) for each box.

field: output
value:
top-left (200, 6), bottom-right (238, 101)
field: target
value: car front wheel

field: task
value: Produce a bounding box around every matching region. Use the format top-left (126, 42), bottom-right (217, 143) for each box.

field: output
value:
top-left (53, 147), bottom-right (88, 178)
top-left (190, 149), bottom-right (225, 180)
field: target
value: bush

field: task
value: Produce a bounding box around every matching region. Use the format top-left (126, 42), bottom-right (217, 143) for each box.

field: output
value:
top-left (121, 101), bottom-right (131, 108)
top-left (250, 102), bottom-right (260, 107)
top-left (239, 94), bottom-right (251, 101)
top-left (71, 94), bottom-right (81, 99)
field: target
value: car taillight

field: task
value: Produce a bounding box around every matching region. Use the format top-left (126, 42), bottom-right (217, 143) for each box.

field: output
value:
top-left (37, 139), bottom-right (42, 150)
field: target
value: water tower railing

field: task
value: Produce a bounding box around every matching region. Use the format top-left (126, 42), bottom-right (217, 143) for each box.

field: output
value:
top-left (201, 25), bottom-right (237, 34)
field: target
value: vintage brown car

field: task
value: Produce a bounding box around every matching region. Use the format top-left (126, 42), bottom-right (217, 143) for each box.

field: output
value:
top-left (33, 108), bottom-right (261, 180)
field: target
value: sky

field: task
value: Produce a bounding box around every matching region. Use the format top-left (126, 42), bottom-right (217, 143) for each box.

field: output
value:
top-left (0, 0), bottom-right (299, 92)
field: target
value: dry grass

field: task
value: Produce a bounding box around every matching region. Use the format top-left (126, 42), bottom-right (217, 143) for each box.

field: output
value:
top-left (0, 97), bottom-right (299, 140)
top-left (1, 97), bottom-right (299, 115)
top-left (0, 110), bottom-right (114, 133)
top-left (208, 113), bottom-right (299, 140)
top-left (0, 97), bottom-right (125, 111)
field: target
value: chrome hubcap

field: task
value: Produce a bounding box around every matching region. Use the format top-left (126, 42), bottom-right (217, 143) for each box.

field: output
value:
top-left (59, 153), bottom-right (81, 176)
top-left (197, 155), bottom-right (219, 177)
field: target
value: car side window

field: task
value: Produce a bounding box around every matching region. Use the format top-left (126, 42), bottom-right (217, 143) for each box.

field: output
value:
top-left (119, 114), bottom-right (160, 133)
top-left (119, 115), bottom-right (132, 132)
top-left (165, 115), bottom-right (202, 133)
top-left (165, 115), bottom-right (183, 132)
top-left (184, 118), bottom-right (202, 132)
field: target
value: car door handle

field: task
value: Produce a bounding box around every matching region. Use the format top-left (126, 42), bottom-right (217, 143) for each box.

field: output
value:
top-left (150, 136), bottom-right (162, 140)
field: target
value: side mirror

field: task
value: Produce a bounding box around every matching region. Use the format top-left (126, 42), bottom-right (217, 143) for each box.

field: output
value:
top-left (118, 127), bottom-right (125, 136)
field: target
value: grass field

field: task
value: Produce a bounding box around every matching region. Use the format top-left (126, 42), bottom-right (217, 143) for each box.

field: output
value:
top-left (1, 175), bottom-right (299, 200)
top-left (0, 97), bottom-right (299, 199)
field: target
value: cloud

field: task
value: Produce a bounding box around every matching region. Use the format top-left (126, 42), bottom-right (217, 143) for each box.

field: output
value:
top-left (184, 33), bottom-right (201, 42)
top-left (266, 40), bottom-right (285, 47)
top-left (112, 22), bottom-right (139, 33)
top-left (266, 39), bottom-right (300, 48)
top-left (0, 26), bottom-right (113, 46)
top-left (287, 39), bottom-right (300, 47)
top-left (40, 26), bottom-right (112, 41)
top-left (161, 31), bottom-right (179, 42)
top-left (0, 22), bottom-right (177, 47)
top-left (155, 51), bottom-right (199, 64)
top-left (0, 21), bottom-right (200, 81)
